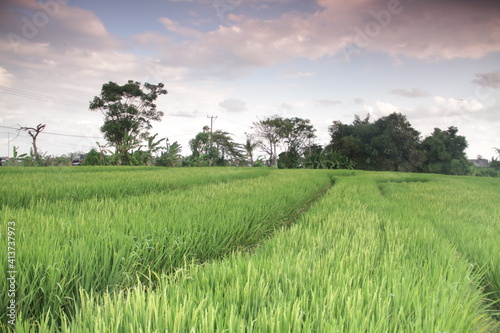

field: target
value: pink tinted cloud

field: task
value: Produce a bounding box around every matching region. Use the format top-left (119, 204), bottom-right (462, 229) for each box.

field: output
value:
top-left (334, 0), bottom-right (500, 61)
top-left (2, 0), bottom-right (121, 54)
top-left (159, 18), bottom-right (204, 38)
top-left (154, 0), bottom-right (500, 72)
top-left (0, 0), bottom-right (134, 89)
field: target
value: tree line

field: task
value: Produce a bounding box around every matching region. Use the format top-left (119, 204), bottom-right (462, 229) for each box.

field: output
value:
top-left (4, 80), bottom-right (499, 176)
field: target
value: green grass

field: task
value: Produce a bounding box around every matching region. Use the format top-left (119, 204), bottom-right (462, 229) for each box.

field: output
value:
top-left (378, 174), bottom-right (500, 305)
top-left (1, 168), bottom-right (499, 332)
top-left (0, 166), bottom-right (272, 209)
top-left (0, 168), bottom-right (332, 329)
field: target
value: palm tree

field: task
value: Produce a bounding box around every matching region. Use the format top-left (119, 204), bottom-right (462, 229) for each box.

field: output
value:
top-left (145, 133), bottom-right (166, 166)
top-left (96, 142), bottom-right (111, 165)
top-left (116, 132), bottom-right (141, 165)
top-left (243, 133), bottom-right (259, 166)
top-left (157, 139), bottom-right (182, 167)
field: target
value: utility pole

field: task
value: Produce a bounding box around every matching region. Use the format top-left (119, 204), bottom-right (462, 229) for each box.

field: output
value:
top-left (207, 115), bottom-right (217, 166)
top-left (207, 115), bottom-right (217, 134)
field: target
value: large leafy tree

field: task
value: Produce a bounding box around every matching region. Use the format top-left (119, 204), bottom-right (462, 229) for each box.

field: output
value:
top-left (277, 117), bottom-right (316, 168)
top-left (371, 113), bottom-right (424, 171)
top-left (421, 126), bottom-right (470, 175)
top-left (89, 80), bottom-right (167, 164)
top-left (189, 126), bottom-right (213, 160)
top-left (253, 116), bottom-right (316, 168)
top-left (278, 117), bottom-right (316, 154)
top-left (188, 126), bottom-right (242, 166)
top-left (252, 116), bottom-right (283, 167)
top-left (329, 115), bottom-right (373, 169)
top-left (212, 130), bottom-right (243, 166)
top-left (329, 113), bottom-right (425, 171)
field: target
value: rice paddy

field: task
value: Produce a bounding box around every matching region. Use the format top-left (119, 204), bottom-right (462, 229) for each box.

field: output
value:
top-left (1, 167), bottom-right (499, 332)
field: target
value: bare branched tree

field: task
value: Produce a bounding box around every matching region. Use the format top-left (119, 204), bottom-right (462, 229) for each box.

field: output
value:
top-left (19, 123), bottom-right (46, 162)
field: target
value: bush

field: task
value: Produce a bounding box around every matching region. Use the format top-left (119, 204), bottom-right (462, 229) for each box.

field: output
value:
top-left (82, 149), bottom-right (102, 166)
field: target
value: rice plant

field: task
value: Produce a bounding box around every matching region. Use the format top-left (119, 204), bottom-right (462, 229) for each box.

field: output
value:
top-left (0, 168), bottom-right (331, 329)
top-left (19, 170), bottom-right (499, 332)
top-left (2, 169), bottom-right (498, 332)
top-left (0, 166), bottom-right (271, 209)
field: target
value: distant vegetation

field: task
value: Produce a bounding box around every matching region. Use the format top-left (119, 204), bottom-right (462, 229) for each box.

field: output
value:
top-left (3, 80), bottom-right (499, 177)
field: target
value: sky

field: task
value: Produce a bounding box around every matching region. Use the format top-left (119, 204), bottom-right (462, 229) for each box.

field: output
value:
top-left (0, 0), bottom-right (499, 160)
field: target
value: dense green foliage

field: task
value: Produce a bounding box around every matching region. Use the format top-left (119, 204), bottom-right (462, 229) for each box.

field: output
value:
top-left (328, 113), bottom-right (472, 174)
top-left (253, 116), bottom-right (316, 168)
top-left (89, 80), bottom-right (167, 165)
top-left (329, 113), bottom-right (424, 171)
top-left (421, 126), bottom-right (470, 174)
top-left (188, 126), bottom-right (243, 166)
top-left (303, 145), bottom-right (355, 170)
top-left (1, 168), bottom-right (499, 332)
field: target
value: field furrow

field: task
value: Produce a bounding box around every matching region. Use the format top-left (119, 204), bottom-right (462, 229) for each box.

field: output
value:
top-left (1, 168), bottom-right (332, 329)
top-left (1, 168), bottom-right (498, 332)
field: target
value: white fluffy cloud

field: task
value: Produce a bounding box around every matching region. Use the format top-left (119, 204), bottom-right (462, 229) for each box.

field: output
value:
top-left (364, 100), bottom-right (409, 118)
top-left (0, 67), bottom-right (15, 87)
top-left (433, 96), bottom-right (484, 114)
top-left (391, 88), bottom-right (430, 98)
top-left (219, 98), bottom-right (248, 113)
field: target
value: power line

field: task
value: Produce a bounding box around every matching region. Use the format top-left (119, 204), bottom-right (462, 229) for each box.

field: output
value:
top-left (43, 131), bottom-right (102, 139)
top-left (0, 125), bottom-right (101, 139)
top-left (0, 126), bottom-right (18, 130)
top-left (0, 85), bottom-right (88, 108)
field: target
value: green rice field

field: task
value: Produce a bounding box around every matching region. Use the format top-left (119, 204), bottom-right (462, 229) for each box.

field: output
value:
top-left (1, 167), bottom-right (499, 332)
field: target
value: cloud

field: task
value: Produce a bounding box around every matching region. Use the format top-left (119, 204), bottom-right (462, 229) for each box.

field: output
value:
top-left (472, 70), bottom-right (500, 89)
top-left (406, 96), bottom-right (487, 124)
top-left (0, 67), bottom-right (15, 87)
top-left (3, 0), bottom-right (499, 82)
top-left (280, 71), bottom-right (316, 79)
top-left (159, 18), bottom-right (203, 38)
top-left (352, 97), bottom-right (364, 105)
top-left (165, 0), bottom-right (500, 72)
top-left (133, 31), bottom-right (172, 47)
top-left (275, 102), bottom-right (293, 112)
top-left (219, 98), bottom-right (248, 113)
top-left (317, 99), bottom-right (342, 107)
top-left (364, 100), bottom-right (409, 118)
top-left (433, 96), bottom-right (484, 114)
top-left (391, 88), bottom-right (430, 98)
top-left (338, 0), bottom-right (500, 62)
